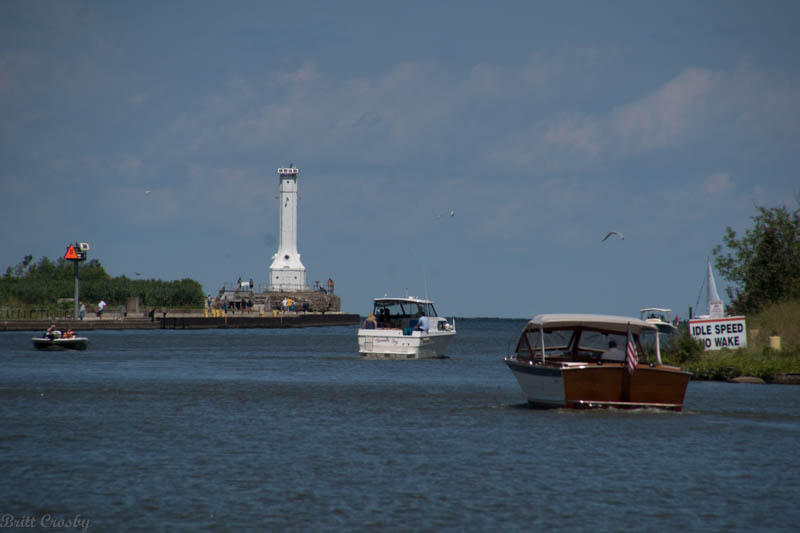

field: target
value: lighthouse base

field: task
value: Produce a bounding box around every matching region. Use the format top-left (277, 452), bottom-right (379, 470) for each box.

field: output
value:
top-left (215, 285), bottom-right (341, 315)
top-left (269, 267), bottom-right (306, 291)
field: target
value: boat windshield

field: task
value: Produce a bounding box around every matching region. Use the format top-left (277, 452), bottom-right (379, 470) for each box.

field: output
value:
top-left (578, 329), bottom-right (628, 355)
top-left (516, 329), bottom-right (575, 357)
top-left (373, 300), bottom-right (438, 319)
top-left (516, 327), bottom-right (640, 360)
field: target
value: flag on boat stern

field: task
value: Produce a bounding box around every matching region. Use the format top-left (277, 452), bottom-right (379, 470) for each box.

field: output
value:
top-left (625, 324), bottom-right (639, 375)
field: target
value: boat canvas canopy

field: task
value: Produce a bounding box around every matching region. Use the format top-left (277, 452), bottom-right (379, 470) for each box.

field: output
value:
top-left (640, 308), bottom-right (672, 315)
top-left (526, 314), bottom-right (656, 335)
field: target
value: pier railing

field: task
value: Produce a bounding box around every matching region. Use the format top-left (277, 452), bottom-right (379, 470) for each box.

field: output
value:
top-left (217, 281), bottom-right (335, 295)
top-left (2, 307), bottom-right (76, 320)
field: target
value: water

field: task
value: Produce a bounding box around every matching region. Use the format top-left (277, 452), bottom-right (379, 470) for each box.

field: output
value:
top-left (1, 318), bottom-right (798, 532)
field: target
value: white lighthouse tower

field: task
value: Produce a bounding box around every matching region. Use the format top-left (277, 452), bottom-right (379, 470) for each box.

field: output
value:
top-left (269, 165), bottom-right (307, 290)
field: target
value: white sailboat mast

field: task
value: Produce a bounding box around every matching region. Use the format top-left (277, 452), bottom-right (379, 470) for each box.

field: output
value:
top-left (707, 259), bottom-right (724, 318)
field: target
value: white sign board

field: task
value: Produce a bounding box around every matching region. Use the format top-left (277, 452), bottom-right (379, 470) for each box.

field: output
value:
top-left (708, 301), bottom-right (724, 319)
top-left (689, 316), bottom-right (747, 350)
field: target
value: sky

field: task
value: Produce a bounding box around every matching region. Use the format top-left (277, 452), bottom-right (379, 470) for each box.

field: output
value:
top-left (1, 1), bottom-right (798, 319)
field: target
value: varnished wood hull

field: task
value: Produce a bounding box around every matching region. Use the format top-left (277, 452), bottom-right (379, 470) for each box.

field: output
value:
top-left (505, 359), bottom-right (690, 411)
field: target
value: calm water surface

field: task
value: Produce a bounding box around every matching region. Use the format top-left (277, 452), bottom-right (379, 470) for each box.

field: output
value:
top-left (1, 318), bottom-right (798, 532)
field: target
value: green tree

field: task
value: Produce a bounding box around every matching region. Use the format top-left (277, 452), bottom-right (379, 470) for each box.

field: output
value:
top-left (5, 255), bottom-right (33, 278)
top-left (1, 255), bottom-right (203, 308)
top-left (713, 201), bottom-right (800, 314)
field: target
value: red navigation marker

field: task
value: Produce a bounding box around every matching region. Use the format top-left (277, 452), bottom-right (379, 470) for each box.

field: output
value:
top-left (64, 244), bottom-right (79, 260)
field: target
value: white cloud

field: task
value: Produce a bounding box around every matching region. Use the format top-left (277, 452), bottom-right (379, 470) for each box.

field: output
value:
top-left (610, 67), bottom-right (718, 152)
top-left (704, 172), bottom-right (733, 194)
top-left (118, 156), bottom-right (141, 172)
top-left (144, 51), bottom-right (799, 199)
top-left (275, 61), bottom-right (319, 86)
top-left (543, 114), bottom-right (603, 157)
top-left (485, 62), bottom-right (800, 174)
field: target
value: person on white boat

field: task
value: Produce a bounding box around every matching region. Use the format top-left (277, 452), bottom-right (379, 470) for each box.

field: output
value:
top-left (362, 314), bottom-right (378, 329)
top-left (414, 312), bottom-right (429, 333)
top-left (602, 340), bottom-right (625, 361)
top-left (45, 324), bottom-right (61, 339)
top-left (378, 308), bottom-right (392, 328)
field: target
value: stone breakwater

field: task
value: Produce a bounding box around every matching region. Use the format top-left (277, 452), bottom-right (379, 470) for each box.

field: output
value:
top-left (1, 312), bottom-right (360, 332)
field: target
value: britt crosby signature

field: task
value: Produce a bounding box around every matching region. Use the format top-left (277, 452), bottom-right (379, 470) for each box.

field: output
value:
top-left (0, 514), bottom-right (91, 531)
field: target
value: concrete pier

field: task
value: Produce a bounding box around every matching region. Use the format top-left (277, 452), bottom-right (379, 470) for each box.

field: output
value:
top-left (1, 312), bottom-right (359, 332)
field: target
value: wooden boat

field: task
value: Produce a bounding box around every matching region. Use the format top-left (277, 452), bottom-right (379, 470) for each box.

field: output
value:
top-left (504, 314), bottom-right (690, 410)
top-left (357, 296), bottom-right (455, 359)
top-left (32, 336), bottom-right (90, 350)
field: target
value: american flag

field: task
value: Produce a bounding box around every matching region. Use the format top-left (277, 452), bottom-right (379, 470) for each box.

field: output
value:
top-left (625, 324), bottom-right (639, 375)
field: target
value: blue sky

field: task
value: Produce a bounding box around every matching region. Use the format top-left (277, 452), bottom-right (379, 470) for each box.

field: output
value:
top-left (1, 1), bottom-right (798, 319)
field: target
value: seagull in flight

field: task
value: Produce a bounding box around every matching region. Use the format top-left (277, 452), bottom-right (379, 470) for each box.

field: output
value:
top-left (435, 210), bottom-right (455, 219)
top-left (601, 231), bottom-right (624, 242)
top-left (144, 190), bottom-right (152, 195)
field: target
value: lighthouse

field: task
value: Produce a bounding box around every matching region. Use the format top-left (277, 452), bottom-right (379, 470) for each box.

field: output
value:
top-left (269, 165), bottom-right (307, 290)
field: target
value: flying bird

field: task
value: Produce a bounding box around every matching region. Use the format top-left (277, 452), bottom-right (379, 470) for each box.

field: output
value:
top-left (601, 231), bottom-right (624, 242)
top-left (435, 210), bottom-right (455, 219)
top-left (144, 190), bottom-right (152, 195)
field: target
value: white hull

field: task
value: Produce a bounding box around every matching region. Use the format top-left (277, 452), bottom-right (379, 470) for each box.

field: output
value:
top-left (506, 361), bottom-right (565, 407)
top-left (32, 337), bottom-right (90, 350)
top-left (358, 329), bottom-right (455, 359)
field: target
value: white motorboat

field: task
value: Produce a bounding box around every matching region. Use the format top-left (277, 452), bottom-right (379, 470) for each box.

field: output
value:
top-left (357, 296), bottom-right (455, 359)
top-left (639, 307), bottom-right (679, 334)
top-left (638, 307), bottom-right (679, 352)
top-left (32, 335), bottom-right (90, 350)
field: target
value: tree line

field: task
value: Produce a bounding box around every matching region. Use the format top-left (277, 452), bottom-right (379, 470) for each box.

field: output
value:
top-left (713, 199), bottom-right (800, 315)
top-left (1, 256), bottom-right (204, 308)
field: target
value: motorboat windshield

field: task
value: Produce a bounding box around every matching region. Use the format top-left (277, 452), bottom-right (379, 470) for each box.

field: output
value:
top-left (373, 299), bottom-right (438, 317)
top-left (514, 314), bottom-right (659, 364)
top-left (516, 327), bottom-right (635, 359)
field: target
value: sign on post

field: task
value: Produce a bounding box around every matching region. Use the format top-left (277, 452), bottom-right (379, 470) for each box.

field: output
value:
top-left (64, 242), bottom-right (89, 319)
top-left (689, 316), bottom-right (747, 350)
